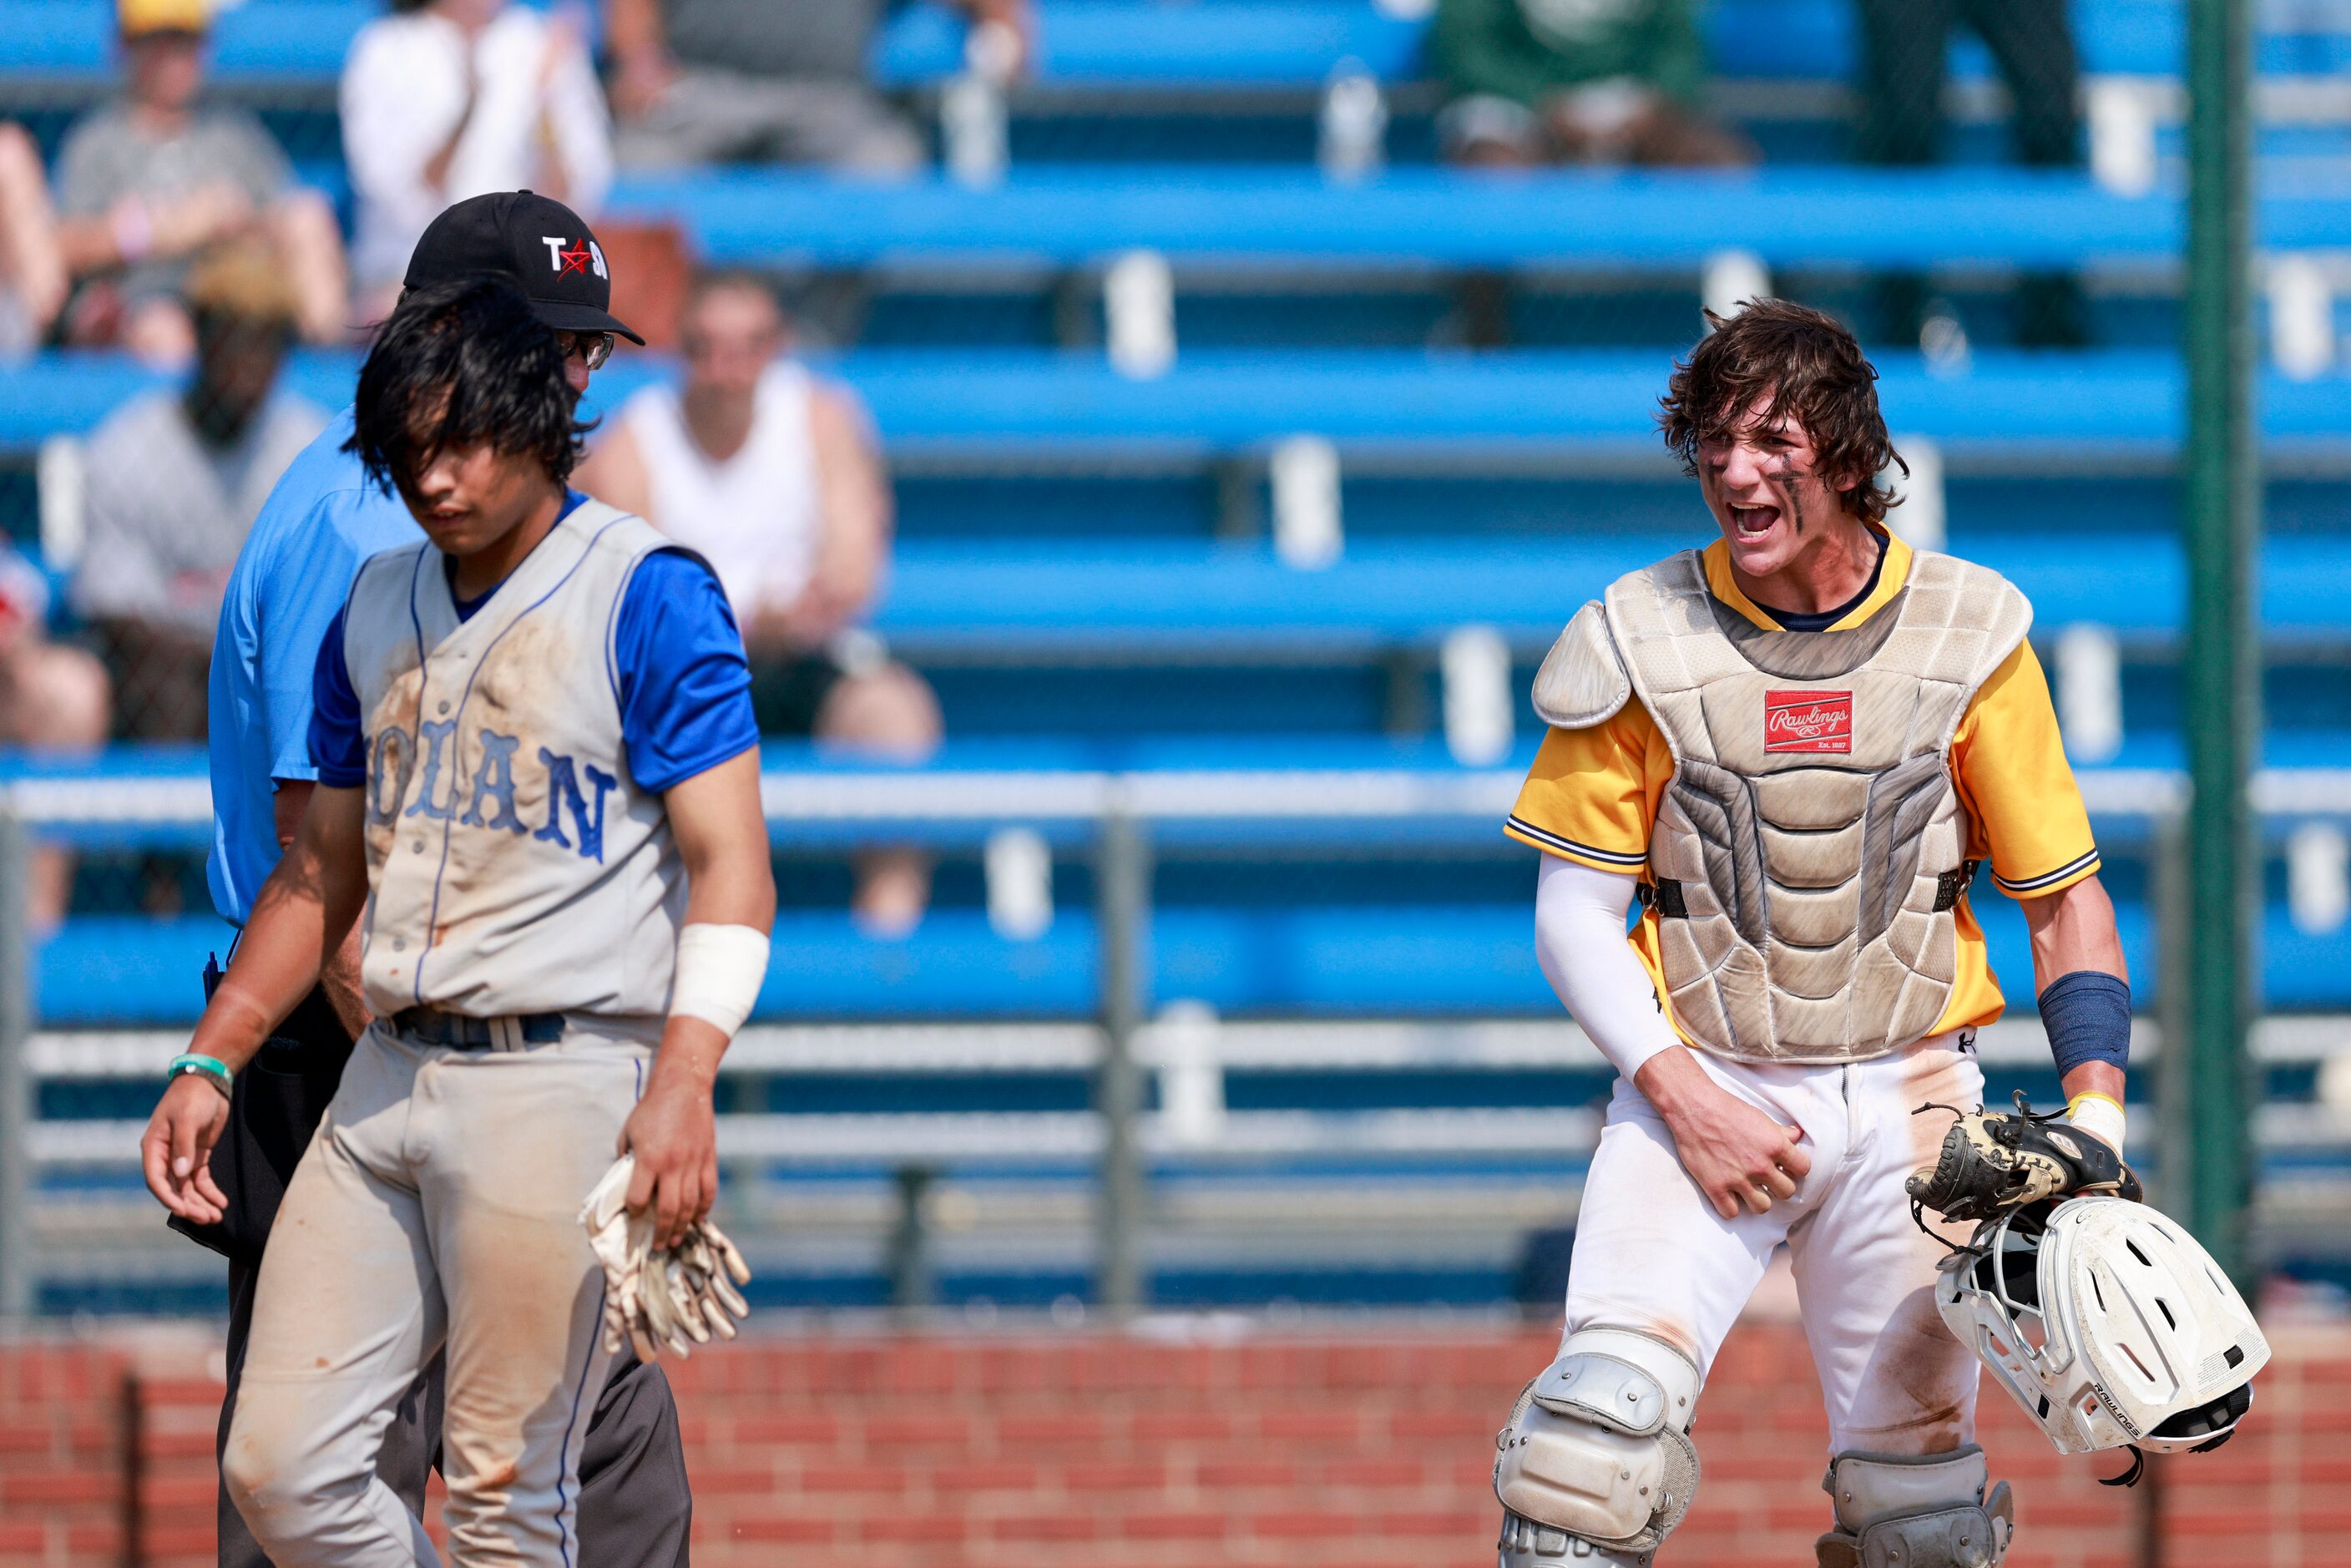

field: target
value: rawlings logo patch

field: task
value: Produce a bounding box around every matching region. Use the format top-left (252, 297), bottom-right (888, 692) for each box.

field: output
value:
top-left (1764, 690), bottom-right (1853, 754)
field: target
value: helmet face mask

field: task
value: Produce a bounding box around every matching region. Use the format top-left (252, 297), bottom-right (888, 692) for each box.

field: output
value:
top-left (1935, 1196), bottom-right (2270, 1459)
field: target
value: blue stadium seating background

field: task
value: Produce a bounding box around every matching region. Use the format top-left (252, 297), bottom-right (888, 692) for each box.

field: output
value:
top-left (8, 0), bottom-right (2351, 1311)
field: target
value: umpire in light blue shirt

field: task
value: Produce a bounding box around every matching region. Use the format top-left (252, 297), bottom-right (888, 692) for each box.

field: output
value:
top-left (197, 192), bottom-right (692, 1568)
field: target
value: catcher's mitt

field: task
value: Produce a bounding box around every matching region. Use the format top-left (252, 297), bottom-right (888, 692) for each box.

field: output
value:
top-left (1906, 1092), bottom-right (2141, 1227)
top-left (581, 1154), bottom-right (753, 1362)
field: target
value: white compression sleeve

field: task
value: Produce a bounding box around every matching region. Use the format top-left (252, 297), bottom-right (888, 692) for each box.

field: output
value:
top-left (1534, 854), bottom-right (1682, 1083)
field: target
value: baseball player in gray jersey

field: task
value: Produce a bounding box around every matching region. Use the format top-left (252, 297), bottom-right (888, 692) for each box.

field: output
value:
top-left (144, 274), bottom-right (775, 1565)
top-left (188, 189), bottom-right (691, 1568)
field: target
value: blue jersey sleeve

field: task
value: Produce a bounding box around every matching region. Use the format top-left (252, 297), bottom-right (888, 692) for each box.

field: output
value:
top-left (307, 601), bottom-right (368, 788)
top-left (612, 549), bottom-right (760, 793)
top-left (261, 488), bottom-right (381, 783)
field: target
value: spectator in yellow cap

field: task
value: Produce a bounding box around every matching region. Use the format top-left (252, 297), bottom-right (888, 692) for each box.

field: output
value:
top-left (51, 0), bottom-right (349, 362)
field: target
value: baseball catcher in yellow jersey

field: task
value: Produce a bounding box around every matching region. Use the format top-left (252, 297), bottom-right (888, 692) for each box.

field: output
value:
top-left (1489, 301), bottom-right (2141, 1568)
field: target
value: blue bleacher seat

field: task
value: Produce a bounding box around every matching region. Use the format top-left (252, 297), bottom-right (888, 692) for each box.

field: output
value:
top-left (601, 168), bottom-right (2273, 271)
top-left (10, 346), bottom-right (2351, 457)
top-left (0, 0), bottom-right (369, 78)
top-left (0, 0), bottom-right (2338, 94)
top-left (858, 535), bottom-right (2351, 650)
top-left (24, 845), bottom-right (2323, 1024)
top-left (875, 0), bottom-right (1427, 87)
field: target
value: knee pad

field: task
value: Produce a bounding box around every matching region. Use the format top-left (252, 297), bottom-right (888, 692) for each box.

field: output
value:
top-left (1494, 1328), bottom-right (1701, 1567)
top-left (1813, 1445), bottom-right (2014, 1568)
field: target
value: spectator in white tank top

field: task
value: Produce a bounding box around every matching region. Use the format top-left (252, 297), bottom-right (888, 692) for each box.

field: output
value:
top-left (578, 271), bottom-right (941, 936)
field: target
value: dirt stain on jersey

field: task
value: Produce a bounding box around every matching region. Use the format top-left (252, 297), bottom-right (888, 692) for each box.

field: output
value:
top-left (436, 613), bottom-right (578, 902)
top-left (361, 659), bottom-right (427, 871)
top-left (384, 612), bottom-right (583, 965)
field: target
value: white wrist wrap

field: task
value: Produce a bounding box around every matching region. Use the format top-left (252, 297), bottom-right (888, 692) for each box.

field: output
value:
top-left (2066, 1092), bottom-right (2128, 1155)
top-left (670, 923), bottom-right (769, 1037)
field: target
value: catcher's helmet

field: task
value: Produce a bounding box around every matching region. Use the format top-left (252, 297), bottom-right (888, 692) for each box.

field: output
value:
top-left (1934, 1196), bottom-right (2268, 1460)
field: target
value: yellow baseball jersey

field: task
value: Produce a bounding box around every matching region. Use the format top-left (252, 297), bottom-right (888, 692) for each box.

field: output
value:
top-left (1505, 529), bottom-right (2100, 1039)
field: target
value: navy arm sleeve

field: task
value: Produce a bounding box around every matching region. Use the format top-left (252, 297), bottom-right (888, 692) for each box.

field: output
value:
top-left (306, 601), bottom-right (369, 788)
top-left (612, 549), bottom-right (761, 793)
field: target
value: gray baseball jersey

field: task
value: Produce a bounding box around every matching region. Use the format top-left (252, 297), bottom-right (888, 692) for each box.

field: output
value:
top-left (343, 498), bottom-right (685, 1021)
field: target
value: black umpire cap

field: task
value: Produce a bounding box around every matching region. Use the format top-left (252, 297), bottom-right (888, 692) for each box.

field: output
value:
top-left (403, 190), bottom-right (645, 345)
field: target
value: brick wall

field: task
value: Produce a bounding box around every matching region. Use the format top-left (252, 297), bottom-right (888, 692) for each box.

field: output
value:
top-left (3, 1322), bottom-right (2345, 1567)
top-left (0, 1344), bottom-right (130, 1566)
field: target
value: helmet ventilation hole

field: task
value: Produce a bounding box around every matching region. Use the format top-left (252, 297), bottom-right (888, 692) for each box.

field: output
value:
top-left (2156, 1297), bottom-right (2177, 1330)
top-left (2126, 1239), bottom-right (2152, 1267)
top-left (2121, 1342), bottom-right (2155, 1380)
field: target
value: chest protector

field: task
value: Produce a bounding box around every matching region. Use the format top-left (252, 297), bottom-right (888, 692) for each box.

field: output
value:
top-left (1532, 547), bottom-right (2032, 1065)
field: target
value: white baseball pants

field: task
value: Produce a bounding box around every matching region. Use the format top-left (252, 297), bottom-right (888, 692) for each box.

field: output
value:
top-left (1563, 1032), bottom-right (1985, 1455)
top-left (222, 1021), bottom-right (652, 1566)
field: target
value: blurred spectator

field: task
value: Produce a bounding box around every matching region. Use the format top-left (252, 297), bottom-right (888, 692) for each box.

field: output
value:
top-left (577, 271), bottom-right (942, 933)
top-left (1853, 0), bottom-right (2087, 348)
top-left (0, 124), bottom-right (68, 356)
top-left (342, 0), bottom-right (614, 318)
top-left (0, 546), bottom-right (110, 931)
top-left (53, 0), bottom-right (348, 363)
top-left (1433, 0), bottom-right (1751, 167)
top-left (70, 240), bottom-right (327, 739)
top-left (605, 0), bottom-right (1032, 175)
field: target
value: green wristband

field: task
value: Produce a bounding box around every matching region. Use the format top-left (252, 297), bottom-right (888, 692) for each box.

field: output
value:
top-left (166, 1053), bottom-right (233, 1100)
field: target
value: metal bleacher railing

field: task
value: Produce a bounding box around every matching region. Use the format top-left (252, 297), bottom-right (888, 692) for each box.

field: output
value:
top-left (8, 757), bottom-right (2351, 1320)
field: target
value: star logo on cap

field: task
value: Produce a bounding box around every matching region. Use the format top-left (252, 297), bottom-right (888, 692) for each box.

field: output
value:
top-left (557, 240), bottom-right (595, 276)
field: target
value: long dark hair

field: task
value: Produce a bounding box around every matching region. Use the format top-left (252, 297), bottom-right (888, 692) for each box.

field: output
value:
top-left (346, 275), bottom-right (586, 499)
top-left (1658, 299), bottom-right (1905, 524)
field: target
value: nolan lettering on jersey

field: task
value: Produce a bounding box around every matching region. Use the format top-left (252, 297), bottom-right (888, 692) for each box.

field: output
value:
top-left (368, 724), bottom-right (616, 862)
top-left (1763, 690), bottom-right (1853, 755)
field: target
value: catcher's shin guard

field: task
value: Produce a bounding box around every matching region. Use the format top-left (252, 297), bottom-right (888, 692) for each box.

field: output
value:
top-left (1813, 1446), bottom-right (2012, 1568)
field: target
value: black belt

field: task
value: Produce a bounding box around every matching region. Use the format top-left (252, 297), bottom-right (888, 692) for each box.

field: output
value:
top-left (390, 1007), bottom-right (567, 1051)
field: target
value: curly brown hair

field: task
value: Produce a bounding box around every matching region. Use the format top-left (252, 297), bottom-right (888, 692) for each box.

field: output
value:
top-left (1657, 299), bottom-right (1905, 524)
